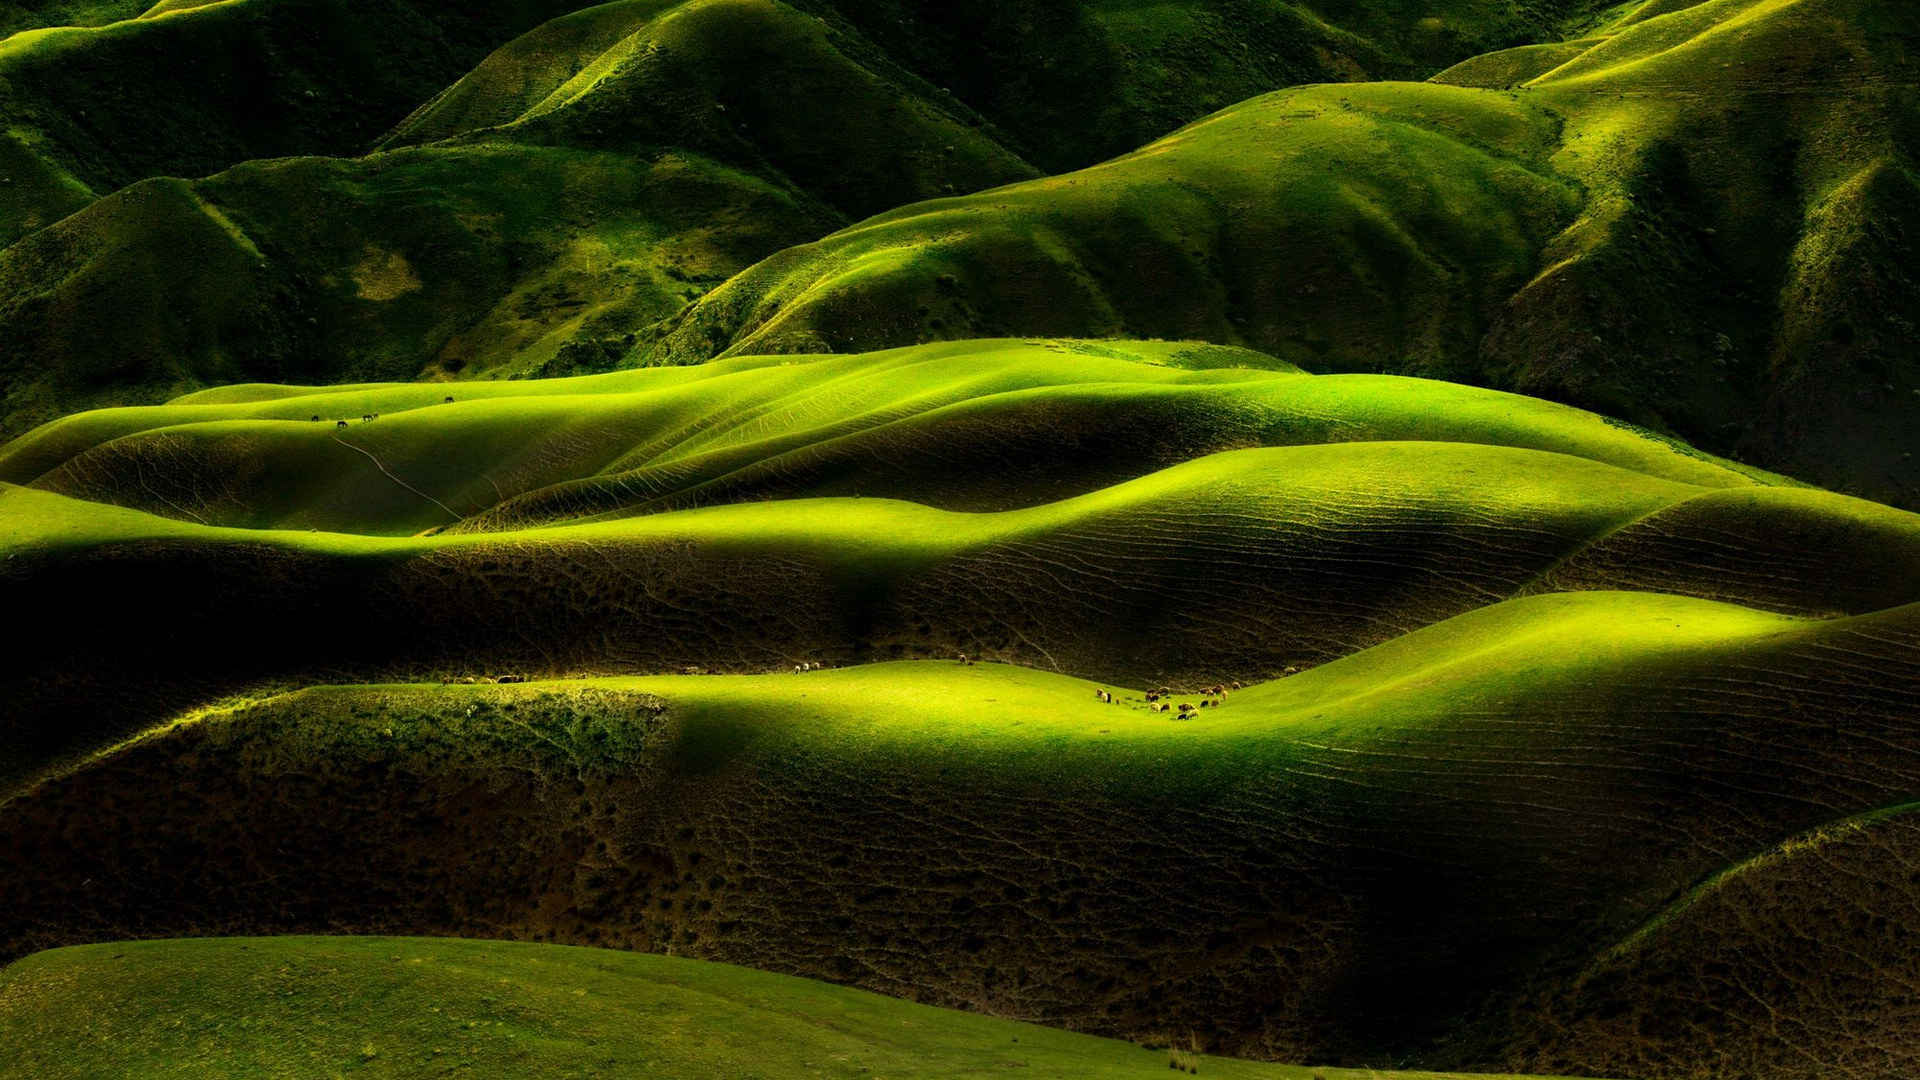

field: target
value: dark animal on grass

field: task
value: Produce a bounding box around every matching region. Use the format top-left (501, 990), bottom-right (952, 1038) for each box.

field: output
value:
top-left (335, 419), bottom-right (348, 428)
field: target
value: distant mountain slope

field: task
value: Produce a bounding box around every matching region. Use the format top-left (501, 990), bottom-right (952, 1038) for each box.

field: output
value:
top-left (642, 0), bottom-right (1920, 506)
top-left (0, 144), bottom-right (838, 433)
top-left (0, 0), bottom-right (622, 242)
top-left (0, 0), bottom-right (136, 40)
top-left (0, 0), bottom-right (1636, 443)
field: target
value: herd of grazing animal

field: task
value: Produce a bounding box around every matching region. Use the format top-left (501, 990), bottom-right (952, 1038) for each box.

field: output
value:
top-left (1103, 683), bottom-right (1232, 716)
top-left (309, 396), bottom-right (457, 428)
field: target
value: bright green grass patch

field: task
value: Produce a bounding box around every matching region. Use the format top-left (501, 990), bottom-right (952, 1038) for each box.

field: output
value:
top-left (0, 936), bottom-right (1597, 1079)
top-left (0, 438), bottom-right (1698, 559)
top-left (2, 338), bottom-right (1778, 535)
top-left (66, 590), bottom-right (1815, 793)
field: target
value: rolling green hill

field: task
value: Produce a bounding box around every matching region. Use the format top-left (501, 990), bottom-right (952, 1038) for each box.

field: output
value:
top-left (2, 592), bottom-right (1917, 1064)
top-left (0, 0), bottom-right (1913, 1076)
top-left (641, 0), bottom-right (1920, 506)
top-left (2, 338), bottom-right (1778, 533)
top-left (5, 1), bottom-right (1903, 506)
top-left (14, 338), bottom-right (1917, 791)
top-left (0, 937), bottom-right (1591, 1079)
top-left (0, 0), bottom-right (1634, 444)
top-left (3, 337), bottom-right (1920, 1072)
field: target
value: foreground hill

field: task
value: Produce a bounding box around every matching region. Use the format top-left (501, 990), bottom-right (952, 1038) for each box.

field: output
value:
top-left (2, 595), bottom-right (1917, 1069)
top-left (3, 339), bottom-right (1919, 1074)
top-left (0, 937), bottom-right (1589, 1079)
top-left (1507, 802), bottom-right (1920, 1080)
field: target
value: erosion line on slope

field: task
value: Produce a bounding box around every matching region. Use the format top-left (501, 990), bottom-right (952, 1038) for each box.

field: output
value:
top-left (331, 435), bottom-right (463, 523)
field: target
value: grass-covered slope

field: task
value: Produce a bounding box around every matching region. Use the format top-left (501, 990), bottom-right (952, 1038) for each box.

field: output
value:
top-left (2, 339), bottom-right (1777, 533)
top-left (2, 593), bottom-right (1917, 1064)
top-left (1505, 803), bottom-right (1920, 1079)
top-left (0, 0), bottom-right (623, 241)
top-left (382, 0), bottom-right (1042, 219)
top-left (0, 0), bottom-right (1638, 440)
top-left (4, 338), bottom-right (1916, 1072)
top-left (15, 339), bottom-right (1920, 788)
top-left (645, 82), bottom-right (1579, 374)
top-left (0, 938), bottom-right (1584, 1079)
top-left (643, 0), bottom-right (1920, 506)
top-left (0, 143), bottom-right (837, 435)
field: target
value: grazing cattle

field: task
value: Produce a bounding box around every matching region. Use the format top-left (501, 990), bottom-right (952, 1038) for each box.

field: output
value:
top-left (309, 415), bottom-right (320, 422)
top-left (495, 674), bottom-right (525, 684)
top-left (444, 396), bottom-right (455, 403)
top-left (335, 419), bottom-right (348, 428)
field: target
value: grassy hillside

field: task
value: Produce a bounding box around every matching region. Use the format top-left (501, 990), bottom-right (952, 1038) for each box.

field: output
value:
top-left (0, 143), bottom-right (839, 435)
top-left (3, 339), bottom-right (1783, 533)
top-left (0, 0), bottom-right (625, 241)
top-left (641, 0), bottom-right (1920, 506)
top-left (2, 591), bottom-right (1917, 1063)
top-left (0, 937), bottom-right (1590, 1079)
top-left (0, 1), bottom-right (1911, 1075)
top-left (13, 339), bottom-right (1918, 789)
top-left (1505, 803), bottom-right (1920, 1079)
top-left (646, 82), bottom-right (1580, 373)
top-left (4, 343), bottom-right (1919, 1069)
top-left (0, 0), bottom-right (1637, 441)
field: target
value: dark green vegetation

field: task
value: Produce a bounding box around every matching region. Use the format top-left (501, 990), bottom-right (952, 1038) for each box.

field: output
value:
top-left (0, 938), bottom-right (1577, 1079)
top-left (2, 2), bottom-right (1917, 1078)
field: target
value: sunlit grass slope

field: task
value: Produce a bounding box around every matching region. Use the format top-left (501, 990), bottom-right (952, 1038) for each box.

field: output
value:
top-left (2, 339), bottom-right (1781, 535)
top-left (6, 338), bottom-right (1916, 787)
top-left (646, 81), bottom-right (1578, 375)
top-left (0, 439), bottom-right (1714, 782)
top-left (645, 0), bottom-right (1920, 506)
top-left (4, 592), bottom-right (1916, 1061)
top-left (0, 938), bottom-right (1591, 1080)
top-left (0, 0), bottom-right (1628, 439)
